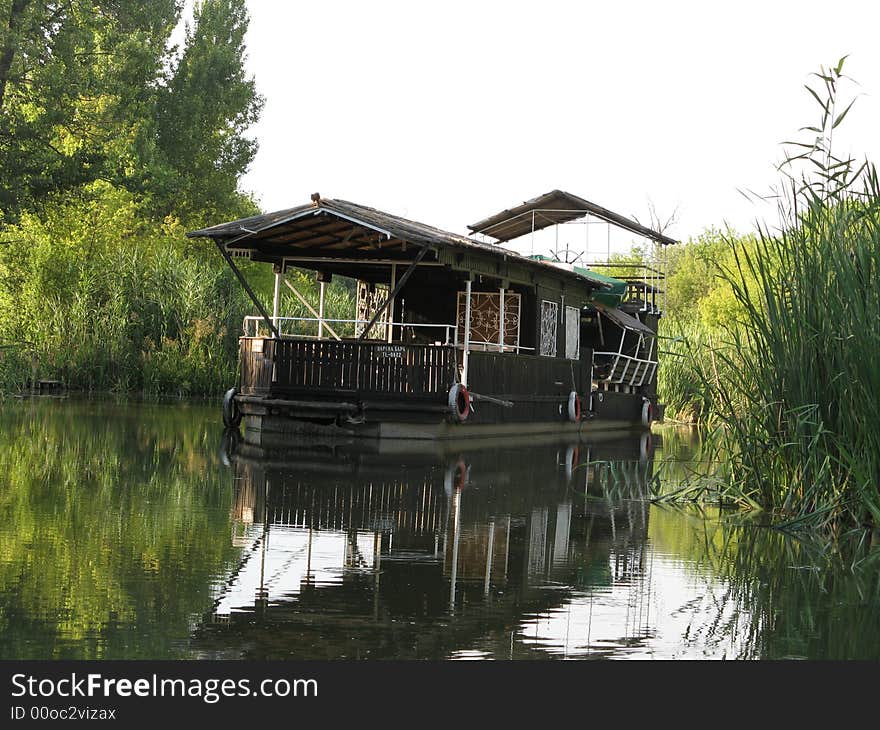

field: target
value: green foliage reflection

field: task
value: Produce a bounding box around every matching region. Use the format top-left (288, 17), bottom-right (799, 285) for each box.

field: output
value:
top-left (0, 399), bottom-right (237, 658)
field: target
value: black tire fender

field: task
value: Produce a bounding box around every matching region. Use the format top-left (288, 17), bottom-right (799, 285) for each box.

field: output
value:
top-left (222, 388), bottom-right (242, 428)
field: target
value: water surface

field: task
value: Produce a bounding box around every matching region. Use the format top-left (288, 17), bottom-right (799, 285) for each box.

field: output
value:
top-left (1, 398), bottom-right (879, 659)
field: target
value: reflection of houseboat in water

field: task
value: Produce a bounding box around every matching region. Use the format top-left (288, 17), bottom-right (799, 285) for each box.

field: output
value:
top-left (197, 435), bottom-right (664, 659)
top-left (188, 190), bottom-right (676, 443)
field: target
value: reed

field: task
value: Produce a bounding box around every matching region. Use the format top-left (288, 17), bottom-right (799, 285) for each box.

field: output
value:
top-left (656, 317), bottom-right (715, 424)
top-left (679, 60), bottom-right (880, 532)
top-left (0, 183), bottom-right (356, 396)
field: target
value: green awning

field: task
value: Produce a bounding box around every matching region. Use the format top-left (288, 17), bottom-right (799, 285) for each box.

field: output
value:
top-left (574, 266), bottom-right (626, 307)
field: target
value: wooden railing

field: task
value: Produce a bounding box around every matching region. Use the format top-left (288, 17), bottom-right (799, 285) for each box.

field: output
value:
top-left (239, 338), bottom-right (457, 400)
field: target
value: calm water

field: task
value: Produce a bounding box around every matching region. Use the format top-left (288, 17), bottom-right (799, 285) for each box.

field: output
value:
top-left (2, 397), bottom-right (880, 660)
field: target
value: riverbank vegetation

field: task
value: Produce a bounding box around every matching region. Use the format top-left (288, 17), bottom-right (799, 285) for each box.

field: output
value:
top-left (657, 59), bottom-right (880, 533)
top-left (0, 0), bottom-right (354, 396)
top-left (1, 12), bottom-right (876, 538)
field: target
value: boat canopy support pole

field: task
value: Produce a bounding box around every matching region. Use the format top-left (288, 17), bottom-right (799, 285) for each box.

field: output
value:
top-left (499, 286), bottom-right (505, 353)
top-left (358, 245), bottom-right (429, 341)
top-left (318, 282), bottom-right (326, 339)
top-left (215, 240), bottom-right (279, 339)
top-left (462, 278), bottom-right (472, 386)
top-left (450, 488), bottom-right (461, 612)
top-left (484, 520), bottom-right (495, 597)
top-left (387, 264), bottom-right (397, 344)
top-left (281, 275), bottom-right (342, 341)
top-left (272, 269), bottom-right (282, 332)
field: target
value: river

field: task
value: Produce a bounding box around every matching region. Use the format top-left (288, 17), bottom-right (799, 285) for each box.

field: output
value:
top-left (1, 397), bottom-right (878, 660)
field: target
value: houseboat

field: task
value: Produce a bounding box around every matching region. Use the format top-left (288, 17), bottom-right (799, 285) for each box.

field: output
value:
top-left (187, 190), bottom-right (677, 444)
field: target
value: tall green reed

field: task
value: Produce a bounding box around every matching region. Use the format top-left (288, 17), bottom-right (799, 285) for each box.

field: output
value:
top-left (677, 59), bottom-right (880, 533)
top-left (0, 182), bottom-right (356, 396)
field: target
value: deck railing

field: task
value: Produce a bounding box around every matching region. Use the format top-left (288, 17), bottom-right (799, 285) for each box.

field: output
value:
top-left (243, 316), bottom-right (537, 354)
top-left (243, 316), bottom-right (457, 344)
top-left (584, 262), bottom-right (664, 313)
top-left (593, 351), bottom-right (657, 387)
top-left (239, 337), bottom-right (457, 399)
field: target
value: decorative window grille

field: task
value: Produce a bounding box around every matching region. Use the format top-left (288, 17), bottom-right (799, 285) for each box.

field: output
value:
top-left (455, 292), bottom-right (521, 350)
top-left (540, 300), bottom-right (558, 357)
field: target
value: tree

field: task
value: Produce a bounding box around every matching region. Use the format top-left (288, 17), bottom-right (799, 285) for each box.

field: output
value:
top-left (0, 0), bottom-right (266, 395)
top-left (155, 0), bottom-right (263, 227)
top-left (0, 0), bottom-right (180, 217)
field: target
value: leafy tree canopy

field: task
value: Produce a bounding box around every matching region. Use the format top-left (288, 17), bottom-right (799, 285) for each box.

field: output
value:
top-left (0, 0), bottom-right (262, 225)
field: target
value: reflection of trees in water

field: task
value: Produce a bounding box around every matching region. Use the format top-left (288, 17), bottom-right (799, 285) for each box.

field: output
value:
top-left (12, 400), bottom-right (872, 661)
top-left (0, 399), bottom-right (238, 659)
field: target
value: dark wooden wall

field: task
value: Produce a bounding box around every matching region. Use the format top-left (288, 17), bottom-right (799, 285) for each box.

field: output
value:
top-left (465, 349), bottom-right (593, 424)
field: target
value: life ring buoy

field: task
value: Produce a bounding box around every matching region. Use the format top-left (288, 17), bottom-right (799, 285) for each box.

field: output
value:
top-left (222, 387), bottom-right (242, 428)
top-left (567, 391), bottom-right (582, 423)
top-left (448, 383), bottom-right (471, 423)
top-left (219, 427), bottom-right (240, 467)
top-left (641, 399), bottom-right (653, 427)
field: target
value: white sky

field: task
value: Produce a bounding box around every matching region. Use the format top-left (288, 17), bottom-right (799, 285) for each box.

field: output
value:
top-left (234, 0), bottom-right (880, 244)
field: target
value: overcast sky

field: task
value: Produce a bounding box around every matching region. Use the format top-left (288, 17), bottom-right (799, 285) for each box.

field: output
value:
top-left (233, 1), bottom-right (880, 246)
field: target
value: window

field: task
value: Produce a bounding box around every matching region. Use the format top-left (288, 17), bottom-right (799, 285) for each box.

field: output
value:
top-left (565, 306), bottom-right (580, 360)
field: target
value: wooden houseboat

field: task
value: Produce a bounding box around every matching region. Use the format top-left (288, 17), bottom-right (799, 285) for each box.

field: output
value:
top-left (187, 190), bottom-right (677, 444)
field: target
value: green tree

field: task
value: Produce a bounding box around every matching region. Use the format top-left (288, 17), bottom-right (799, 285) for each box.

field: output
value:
top-left (0, 0), bottom-right (180, 217)
top-left (155, 0), bottom-right (264, 227)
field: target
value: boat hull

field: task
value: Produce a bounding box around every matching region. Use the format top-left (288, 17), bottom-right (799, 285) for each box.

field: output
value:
top-left (236, 394), bottom-right (649, 446)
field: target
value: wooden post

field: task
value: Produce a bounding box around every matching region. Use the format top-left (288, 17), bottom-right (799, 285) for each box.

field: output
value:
top-left (462, 278), bottom-right (472, 386)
